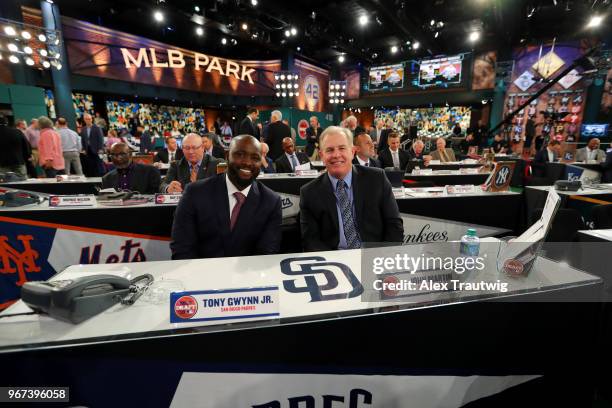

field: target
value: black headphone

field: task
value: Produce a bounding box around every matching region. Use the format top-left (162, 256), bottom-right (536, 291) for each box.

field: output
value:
top-left (0, 191), bottom-right (42, 207)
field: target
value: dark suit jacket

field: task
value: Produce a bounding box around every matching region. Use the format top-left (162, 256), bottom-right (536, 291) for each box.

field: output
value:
top-left (377, 129), bottom-right (393, 152)
top-left (262, 157), bottom-right (275, 173)
top-left (239, 117), bottom-right (259, 138)
top-left (170, 174), bottom-right (282, 259)
top-left (154, 148), bottom-right (184, 163)
top-left (532, 148), bottom-right (558, 177)
top-left (299, 165), bottom-right (403, 251)
top-left (80, 125), bottom-right (104, 155)
top-left (378, 148), bottom-right (410, 169)
top-left (207, 145), bottom-right (226, 160)
top-left (352, 156), bottom-right (382, 168)
top-left (160, 155), bottom-right (219, 192)
top-left (265, 121), bottom-right (291, 160)
top-left (274, 152), bottom-right (310, 173)
top-left (101, 163), bottom-right (161, 194)
top-left (305, 126), bottom-right (323, 156)
top-left (139, 131), bottom-right (152, 153)
top-left (602, 150), bottom-right (612, 183)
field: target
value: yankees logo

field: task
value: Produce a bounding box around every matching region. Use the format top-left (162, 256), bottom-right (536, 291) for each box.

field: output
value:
top-left (281, 256), bottom-right (363, 302)
top-left (495, 166), bottom-right (510, 186)
top-left (0, 235), bottom-right (41, 287)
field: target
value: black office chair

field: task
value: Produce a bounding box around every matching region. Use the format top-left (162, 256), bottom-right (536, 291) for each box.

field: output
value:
top-left (530, 207), bottom-right (585, 242)
top-left (525, 177), bottom-right (551, 186)
top-left (384, 168), bottom-right (404, 188)
top-left (591, 204), bottom-right (612, 229)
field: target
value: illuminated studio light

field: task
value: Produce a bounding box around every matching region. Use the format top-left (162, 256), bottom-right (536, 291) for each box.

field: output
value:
top-left (469, 31), bottom-right (480, 42)
top-left (413, 41), bottom-right (420, 49)
top-left (0, 54), bottom-right (2, 60)
top-left (276, 92), bottom-right (280, 97)
top-left (42, 60), bottom-right (50, 68)
top-left (4, 26), bottom-right (16, 36)
top-left (340, 99), bottom-right (344, 103)
top-left (38, 33), bottom-right (47, 42)
top-left (221, 38), bottom-right (227, 45)
top-left (280, 74), bottom-right (285, 80)
top-left (21, 31), bottom-right (32, 40)
top-left (55, 63), bottom-right (62, 70)
top-left (7, 43), bottom-right (18, 52)
top-left (153, 10), bottom-right (164, 22)
top-left (275, 84), bottom-right (280, 89)
top-left (241, 23), bottom-right (248, 31)
top-left (290, 27), bottom-right (297, 36)
top-left (9, 55), bottom-right (19, 64)
top-left (281, 92), bottom-right (286, 97)
top-left (251, 0), bottom-right (258, 6)
top-left (338, 55), bottom-right (345, 63)
top-left (335, 84), bottom-right (340, 89)
top-left (25, 57), bottom-right (34, 66)
top-left (435, 31), bottom-right (439, 38)
top-left (430, 19), bottom-right (435, 26)
top-left (23, 46), bottom-right (33, 54)
top-left (195, 26), bottom-right (204, 36)
top-left (289, 92), bottom-right (294, 97)
top-left (194, 6), bottom-right (200, 12)
top-left (296, 46), bottom-right (301, 51)
top-left (587, 15), bottom-right (604, 28)
top-left (295, 91), bottom-right (299, 96)
top-left (391, 45), bottom-right (398, 53)
top-left (358, 15), bottom-right (368, 26)
top-left (294, 83), bottom-right (298, 89)
top-left (284, 29), bottom-right (291, 37)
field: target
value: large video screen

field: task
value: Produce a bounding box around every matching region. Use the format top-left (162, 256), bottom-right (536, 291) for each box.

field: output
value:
top-left (580, 123), bottom-right (609, 140)
top-left (418, 55), bottom-right (463, 88)
top-left (368, 64), bottom-right (404, 91)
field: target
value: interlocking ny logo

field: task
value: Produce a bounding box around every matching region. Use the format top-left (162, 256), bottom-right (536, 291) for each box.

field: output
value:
top-left (281, 256), bottom-right (363, 302)
top-left (0, 235), bottom-right (41, 286)
top-left (495, 166), bottom-right (510, 186)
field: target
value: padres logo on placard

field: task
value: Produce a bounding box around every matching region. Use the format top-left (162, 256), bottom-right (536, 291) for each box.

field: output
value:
top-left (303, 75), bottom-right (320, 111)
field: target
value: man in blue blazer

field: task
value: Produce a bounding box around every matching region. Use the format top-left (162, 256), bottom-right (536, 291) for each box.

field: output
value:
top-left (80, 113), bottom-right (105, 176)
top-left (170, 135), bottom-right (282, 259)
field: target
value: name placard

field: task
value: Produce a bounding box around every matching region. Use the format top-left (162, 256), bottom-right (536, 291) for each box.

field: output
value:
top-left (155, 193), bottom-right (182, 205)
top-left (48, 195), bottom-right (96, 207)
top-left (295, 169), bottom-right (319, 176)
top-left (170, 287), bottom-right (279, 323)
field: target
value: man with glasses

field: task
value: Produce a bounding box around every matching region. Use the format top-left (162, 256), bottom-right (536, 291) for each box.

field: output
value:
top-left (160, 133), bottom-right (220, 193)
top-left (101, 142), bottom-right (160, 194)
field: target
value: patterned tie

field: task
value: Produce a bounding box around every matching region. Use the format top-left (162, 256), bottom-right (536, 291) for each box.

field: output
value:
top-left (230, 192), bottom-right (246, 231)
top-left (290, 154), bottom-right (299, 170)
top-left (190, 164), bottom-right (198, 182)
top-left (170, 151), bottom-right (174, 162)
top-left (336, 180), bottom-right (361, 249)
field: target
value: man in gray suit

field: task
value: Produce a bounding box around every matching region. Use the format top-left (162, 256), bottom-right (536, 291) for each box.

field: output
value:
top-left (575, 138), bottom-right (605, 163)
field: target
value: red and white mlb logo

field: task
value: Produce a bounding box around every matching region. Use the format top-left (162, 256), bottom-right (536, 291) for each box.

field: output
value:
top-left (174, 295), bottom-right (198, 319)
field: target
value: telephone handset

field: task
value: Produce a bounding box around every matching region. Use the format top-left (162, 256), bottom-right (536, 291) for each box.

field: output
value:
top-left (21, 275), bottom-right (131, 324)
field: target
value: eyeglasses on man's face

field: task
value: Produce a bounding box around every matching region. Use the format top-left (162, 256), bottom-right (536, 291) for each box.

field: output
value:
top-left (183, 144), bottom-right (203, 151)
top-left (109, 152), bottom-right (129, 157)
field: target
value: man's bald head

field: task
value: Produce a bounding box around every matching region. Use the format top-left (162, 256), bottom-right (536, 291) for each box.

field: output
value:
top-left (109, 142), bottom-right (131, 169)
top-left (228, 135), bottom-right (261, 190)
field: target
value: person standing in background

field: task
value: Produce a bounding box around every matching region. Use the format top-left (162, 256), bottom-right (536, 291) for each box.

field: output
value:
top-left (57, 117), bottom-right (83, 175)
top-left (80, 113), bottom-right (105, 176)
top-left (37, 116), bottom-right (65, 178)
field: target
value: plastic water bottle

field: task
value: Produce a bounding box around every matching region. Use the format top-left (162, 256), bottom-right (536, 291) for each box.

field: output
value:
top-left (460, 228), bottom-right (480, 257)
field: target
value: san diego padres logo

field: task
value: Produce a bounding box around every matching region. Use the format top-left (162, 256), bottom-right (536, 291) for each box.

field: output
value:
top-left (0, 235), bottom-right (41, 286)
top-left (281, 256), bottom-right (363, 302)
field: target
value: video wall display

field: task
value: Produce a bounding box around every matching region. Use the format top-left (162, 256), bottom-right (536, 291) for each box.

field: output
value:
top-left (502, 41), bottom-right (589, 153)
top-left (368, 64), bottom-right (404, 91)
top-left (105, 100), bottom-right (207, 134)
top-left (374, 106), bottom-right (471, 138)
top-left (417, 55), bottom-right (463, 88)
top-left (44, 91), bottom-right (95, 119)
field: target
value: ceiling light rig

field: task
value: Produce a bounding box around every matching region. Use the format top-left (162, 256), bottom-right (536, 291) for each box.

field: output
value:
top-left (0, 17), bottom-right (63, 70)
top-left (274, 72), bottom-right (300, 98)
top-left (328, 80), bottom-right (346, 105)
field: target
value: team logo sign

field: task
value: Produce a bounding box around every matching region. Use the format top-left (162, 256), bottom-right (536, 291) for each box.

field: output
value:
top-left (173, 295), bottom-right (198, 319)
top-left (487, 161), bottom-right (516, 192)
top-left (49, 196), bottom-right (61, 207)
top-left (494, 166), bottom-right (510, 187)
top-left (281, 256), bottom-right (363, 302)
top-left (297, 119), bottom-right (309, 140)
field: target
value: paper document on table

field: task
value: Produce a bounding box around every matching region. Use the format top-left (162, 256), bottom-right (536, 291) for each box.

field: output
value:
top-left (295, 162), bottom-right (311, 171)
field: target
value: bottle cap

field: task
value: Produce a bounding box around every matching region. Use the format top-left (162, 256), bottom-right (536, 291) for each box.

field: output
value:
top-left (467, 228), bottom-right (477, 236)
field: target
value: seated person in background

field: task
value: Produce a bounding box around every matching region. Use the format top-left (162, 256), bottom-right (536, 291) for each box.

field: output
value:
top-left (491, 134), bottom-right (509, 154)
top-left (575, 138), bottom-right (605, 163)
top-left (202, 132), bottom-right (226, 160)
top-left (102, 143), bottom-right (160, 194)
top-left (274, 137), bottom-right (310, 173)
top-left (378, 132), bottom-right (409, 169)
top-left (260, 142), bottom-right (275, 173)
top-left (170, 135), bottom-right (282, 259)
top-left (460, 133), bottom-right (479, 154)
top-left (532, 139), bottom-right (561, 177)
top-left (452, 123), bottom-right (462, 137)
top-left (352, 132), bottom-right (381, 168)
top-left (407, 140), bottom-right (432, 166)
top-left (105, 129), bottom-right (121, 150)
top-left (160, 133), bottom-right (220, 193)
top-left (299, 126), bottom-right (403, 251)
top-left (154, 136), bottom-right (183, 164)
top-left (429, 137), bottom-right (457, 162)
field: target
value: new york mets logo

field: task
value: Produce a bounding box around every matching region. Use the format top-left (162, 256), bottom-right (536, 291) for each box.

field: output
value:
top-left (281, 256), bottom-right (363, 302)
top-left (0, 235), bottom-right (41, 286)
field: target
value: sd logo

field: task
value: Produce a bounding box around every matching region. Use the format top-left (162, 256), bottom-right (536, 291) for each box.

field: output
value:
top-left (281, 256), bottom-right (363, 301)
